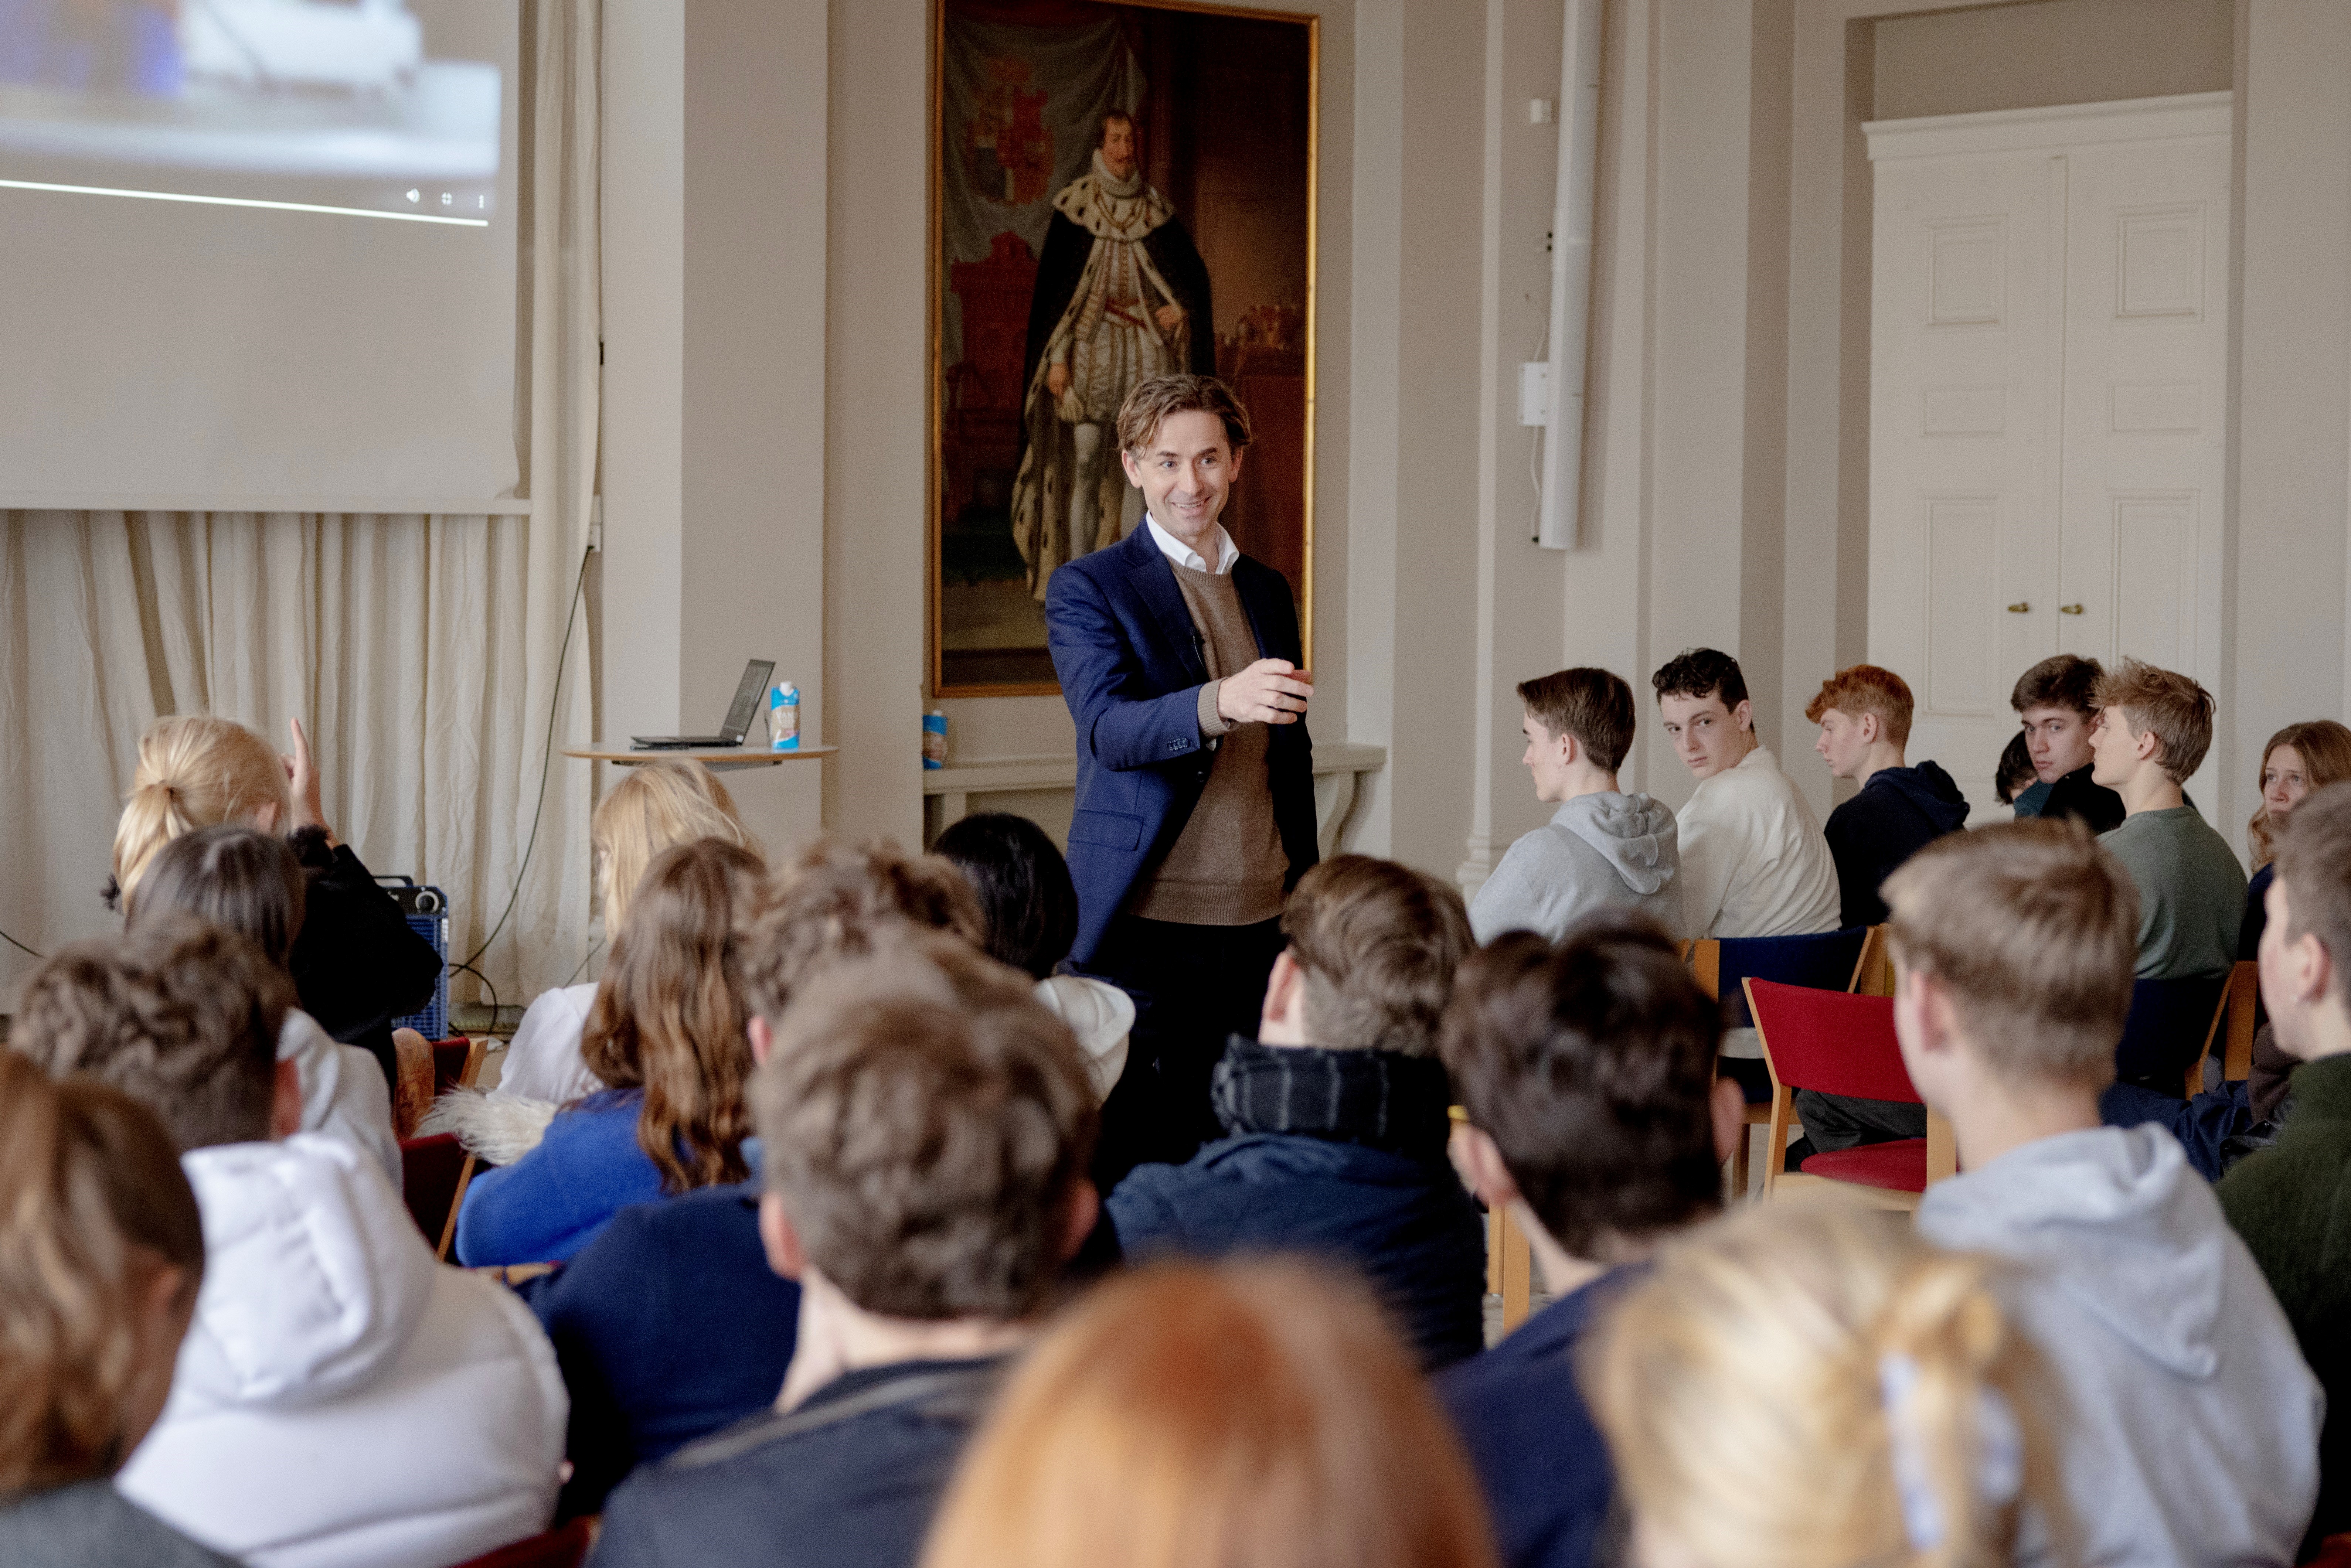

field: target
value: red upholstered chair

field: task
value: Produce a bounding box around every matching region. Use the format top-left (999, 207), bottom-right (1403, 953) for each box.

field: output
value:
top-left (442, 1518), bottom-right (597, 1568)
top-left (1746, 978), bottom-right (1929, 1211)
top-left (398, 1037), bottom-right (488, 1261)
top-left (431, 1036), bottom-right (488, 1094)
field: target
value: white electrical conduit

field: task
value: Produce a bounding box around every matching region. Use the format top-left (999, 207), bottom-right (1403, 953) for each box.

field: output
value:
top-left (1537, 0), bottom-right (1604, 548)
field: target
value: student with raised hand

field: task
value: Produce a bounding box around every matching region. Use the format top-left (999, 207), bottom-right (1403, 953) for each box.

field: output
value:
top-left (126, 824), bottom-right (398, 1183)
top-left (919, 1258), bottom-right (1499, 1568)
top-left (588, 933), bottom-right (1101, 1568)
top-left (932, 810), bottom-right (1134, 1103)
top-left (495, 758), bottom-right (759, 1105)
top-left (1589, 1202), bottom-right (2058, 1568)
top-left (13, 916), bottom-right (566, 1568)
top-left (0, 1057), bottom-right (232, 1568)
top-left (2222, 782), bottom-right (2351, 1559)
top-left (1469, 668), bottom-right (1680, 943)
top-left (455, 838), bottom-right (766, 1267)
top-left (2010, 653), bottom-right (2125, 833)
top-left (1650, 647), bottom-right (1839, 940)
top-left (1886, 822), bottom-right (2320, 1568)
top-left (1806, 664), bottom-right (1968, 928)
top-left (521, 838), bottom-right (986, 1519)
top-left (106, 713), bottom-right (442, 1091)
top-left (1104, 855), bottom-right (1487, 1369)
top-left (2086, 659), bottom-right (2245, 981)
top-left (1436, 919), bottom-right (1743, 1568)
top-left (2241, 720), bottom-right (2351, 960)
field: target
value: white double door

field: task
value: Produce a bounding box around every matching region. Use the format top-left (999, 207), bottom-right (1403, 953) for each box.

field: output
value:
top-left (1867, 95), bottom-right (2230, 813)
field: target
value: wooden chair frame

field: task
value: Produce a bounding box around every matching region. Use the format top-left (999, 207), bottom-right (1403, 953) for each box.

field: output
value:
top-left (429, 1038), bottom-right (489, 1263)
top-left (2220, 961), bottom-right (2260, 1084)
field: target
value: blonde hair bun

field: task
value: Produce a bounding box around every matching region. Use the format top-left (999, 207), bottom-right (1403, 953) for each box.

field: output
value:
top-left (111, 716), bottom-right (294, 899)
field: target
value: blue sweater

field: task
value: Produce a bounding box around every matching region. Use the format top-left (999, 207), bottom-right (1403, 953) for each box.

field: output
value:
top-left (455, 1091), bottom-right (663, 1265)
top-left (1107, 1042), bottom-right (1486, 1369)
top-left (1437, 1272), bottom-right (1631, 1568)
top-left (521, 1183), bottom-right (800, 1518)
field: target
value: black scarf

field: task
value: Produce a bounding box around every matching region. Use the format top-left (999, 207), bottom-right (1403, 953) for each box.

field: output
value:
top-left (1209, 1036), bottom-right (1454, 1156)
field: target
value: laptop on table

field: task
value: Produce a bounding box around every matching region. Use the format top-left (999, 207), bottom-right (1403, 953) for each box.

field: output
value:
top-left (631, 659), bottom-right (775, 749)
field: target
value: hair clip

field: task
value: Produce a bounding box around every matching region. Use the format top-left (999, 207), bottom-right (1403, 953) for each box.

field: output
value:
top-left (1878, 1351), bottom-right (2024, 1552)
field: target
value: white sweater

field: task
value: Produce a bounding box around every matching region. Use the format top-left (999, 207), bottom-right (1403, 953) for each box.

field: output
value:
top-left (487, 982), bottom-right (600, 1103)
top-left (279, 1009), bottom-right (399, 1183)
top-left (117, 1135), bottom-right (568, 1568)
top-left (1674, 746), bottom-right (1841, 939)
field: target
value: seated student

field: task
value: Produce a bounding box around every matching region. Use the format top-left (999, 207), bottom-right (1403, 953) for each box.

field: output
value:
top-left (589, 934), bottom-right (1100, 1568)
top-left (1886, 821), bottom-right (2320, 1568)
top-left (1468, 667), bottom-right (1679, 943)
top-left (127, 823), bottom-right (399, 1182)
top-left (1997, 728), bottom-right (2042, 815)
top-left (1651, 648), bottom-right (1839, 939)
top-left (918, 1259), bottom-right (1500, 1568)
top-left (520, 838), bottom-right (985, 1518)
top-left (2011, 653), bottom-right (2126, 834)
top-left (106, 713), bottom-right (442, 1091)
top-left (495, 758), bottom-right (759, 1104)
top-left (1806, 663), bottom-right (1968, 927)
top-left (2222, 782), bottom-right (2351, 1558)
top-left (1589, 1202), bottom-right (2058, 1568)
top-left (14, 916), bottom-right (566, 1568)
top-left (0, 1057), bottom-right (234, 1568)
top-left (2241, 721), bottom-right (2351, 960)
top-left (1104, 855), bottom-right (1486, 1369)
top-left (933, 810), bottom-right (1133, 1102)
top-left (1436, 920), bottom-right (1743, 1568)
top-left (456, 838), bottom-right (767, 1266)
top-left (2087, 659), bottom-right (2245, 981)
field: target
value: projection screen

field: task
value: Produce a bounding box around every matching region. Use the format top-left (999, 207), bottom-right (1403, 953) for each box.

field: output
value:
top-left (0, 0), bottom-right (521, 505)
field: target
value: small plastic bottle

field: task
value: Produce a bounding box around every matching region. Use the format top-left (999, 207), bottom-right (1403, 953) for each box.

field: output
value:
top-left (769, 682), bottom-right (800, 750)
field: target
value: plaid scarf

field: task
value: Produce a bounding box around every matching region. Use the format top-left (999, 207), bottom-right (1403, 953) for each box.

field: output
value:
top-left (1209, 1037), bottom-right (1454, 1156)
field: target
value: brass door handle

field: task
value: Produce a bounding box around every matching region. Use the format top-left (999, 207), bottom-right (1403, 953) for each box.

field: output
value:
top-left (2007, 602), bottom-right (2030, 613)
top-left (2059, 603), bottom-right (2085, 615)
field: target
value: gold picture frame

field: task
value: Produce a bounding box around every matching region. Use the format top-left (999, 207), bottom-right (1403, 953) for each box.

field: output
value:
top-left (928, 0), bottom-right (1317, 698)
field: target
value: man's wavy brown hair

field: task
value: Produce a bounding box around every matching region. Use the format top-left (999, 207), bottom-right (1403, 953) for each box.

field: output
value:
top-left (1280, 855), bottom-right (1473, 1057)
top-left (734, 839), bottom-right (986, 1025)
top-left (0, 1054), bottom-right (205, 1492)
top-left (582, 837), bottom-right (768, 1193)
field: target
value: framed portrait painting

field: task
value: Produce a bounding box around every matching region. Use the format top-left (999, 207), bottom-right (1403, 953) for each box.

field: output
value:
top-left (930, 0), bottom-right (1317, 695)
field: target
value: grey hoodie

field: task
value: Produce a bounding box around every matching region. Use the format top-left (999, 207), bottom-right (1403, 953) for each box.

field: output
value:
top-left (1469, 792), bottom-right (1680, 943)
top-left (1917, 1125), bottom-right (2321, 1568)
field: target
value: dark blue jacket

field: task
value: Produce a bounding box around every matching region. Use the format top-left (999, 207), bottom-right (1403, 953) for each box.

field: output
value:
top-left (1106, 1043), bottom-right (1486, 1369)
top-left (1045, 524), bottom-right (1319, 964)
top-left (1823, 761), bottom-right (1970, 927)
top-left (1438, 1271), bottom-right (1632, 1568)
top-left (520, 1183), bottom-right (800, 1518)
top-left (588, 1358), bottom-right (1004, 1568)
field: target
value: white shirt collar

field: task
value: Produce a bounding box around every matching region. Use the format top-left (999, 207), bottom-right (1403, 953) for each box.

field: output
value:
top-left (1145, 512), bottom-right (1239, 575)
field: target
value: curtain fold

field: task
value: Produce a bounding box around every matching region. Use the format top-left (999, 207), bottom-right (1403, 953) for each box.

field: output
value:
top-left (0, 0), bottom-right (601, 1010)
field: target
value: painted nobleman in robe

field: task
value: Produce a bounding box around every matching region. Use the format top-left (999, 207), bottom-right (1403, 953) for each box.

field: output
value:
top-left (1011, 109), bottom-right (1214, 600)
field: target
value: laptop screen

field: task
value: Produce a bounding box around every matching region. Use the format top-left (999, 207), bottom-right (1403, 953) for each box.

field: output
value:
top-left (721, 659), bottom-right (776, 741)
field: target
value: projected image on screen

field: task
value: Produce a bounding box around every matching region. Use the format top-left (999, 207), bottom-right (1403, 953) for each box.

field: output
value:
top-left (0, 0), bottom-right (499, 222)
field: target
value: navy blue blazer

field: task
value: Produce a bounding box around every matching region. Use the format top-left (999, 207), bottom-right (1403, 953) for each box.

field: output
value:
top-left (1045, 524), bottom-right (1319, 964)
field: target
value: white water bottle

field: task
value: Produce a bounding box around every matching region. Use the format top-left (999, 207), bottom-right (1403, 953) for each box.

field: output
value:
top-left (769, 682), bottom-right (800, 750)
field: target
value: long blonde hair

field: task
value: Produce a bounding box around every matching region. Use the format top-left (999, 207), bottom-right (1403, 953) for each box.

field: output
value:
top-left (0, 1054), bottom-right (206, 1492)
top-left (592, 759), bottom-right (754, 934)
top-left (2248, 721), bottom-right (2351, 870)
top-left (110, 716), bottom-right (293, 901)
top-left (919, 1259), bottom-right (1499, 1568)
top-left (1589, 1201), bottom-right (2061, 1568)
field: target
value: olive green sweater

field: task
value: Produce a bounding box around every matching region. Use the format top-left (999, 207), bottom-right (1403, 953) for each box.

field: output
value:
top-left (2219, 1052), bottom-right (2351, 1558)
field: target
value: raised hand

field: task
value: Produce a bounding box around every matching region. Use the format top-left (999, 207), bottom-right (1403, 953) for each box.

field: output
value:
top-left (283, 717), bottom-right (334, 843)
top-left (1217, 659), bottom-right (1313, 727)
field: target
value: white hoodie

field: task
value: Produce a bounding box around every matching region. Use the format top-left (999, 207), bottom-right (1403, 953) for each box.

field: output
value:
top-left (1917, 1124), bottom-right (2322, 1568)
top-left (487, 982), bottom-right (600, 1104)
top-left (1035, 974), bottom-right (1133, 1104)
top-left (116, 1135), bottom-right (568, 1568)
top-left (279, 1009), bottom-right (399, 1184)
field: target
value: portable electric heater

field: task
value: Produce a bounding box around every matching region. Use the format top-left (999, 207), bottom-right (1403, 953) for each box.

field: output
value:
top-left (380, 876), bottom-right (451, 1039)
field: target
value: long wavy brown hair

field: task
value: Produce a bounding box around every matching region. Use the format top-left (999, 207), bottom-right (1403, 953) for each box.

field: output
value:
top-left (2248, 721), bottom-right (2351, 870)
top-left (581, 837), bottom-right (768, 1193)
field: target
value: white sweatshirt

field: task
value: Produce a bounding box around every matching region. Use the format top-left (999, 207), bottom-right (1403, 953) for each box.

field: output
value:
top-left (487, 982), bottom-right (601, 1103)
top-left (116, 1135), bottom-right (568, 1568)
top-left (278, 1009), bottom-right (399, 1183)
top-left (1674, 746), bottom-right (1842, 939)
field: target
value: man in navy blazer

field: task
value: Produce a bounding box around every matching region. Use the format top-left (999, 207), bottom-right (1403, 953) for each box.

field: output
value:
top-left (1047, 374), bottom-right (1319, 1179)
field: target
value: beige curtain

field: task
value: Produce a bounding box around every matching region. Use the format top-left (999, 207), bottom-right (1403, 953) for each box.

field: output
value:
top-left (0, 0), bottom-right (602, 1010)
